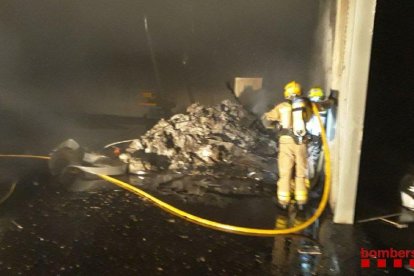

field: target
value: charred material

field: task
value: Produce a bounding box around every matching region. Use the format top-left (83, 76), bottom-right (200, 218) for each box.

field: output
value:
top-left (123, 100), bottom-right (277, 181)
top-left (49, 139), bottom-right (126, 186)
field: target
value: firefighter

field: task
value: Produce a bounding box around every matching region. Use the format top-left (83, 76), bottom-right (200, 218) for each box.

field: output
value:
top-left (306, 87), bottom-right (328, 180)
top-left (263, 81), bottom-right (311, 209)
top-left (306, 87), bottom-right (337, 186)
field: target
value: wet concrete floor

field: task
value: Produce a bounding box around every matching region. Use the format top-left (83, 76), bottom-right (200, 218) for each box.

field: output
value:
top-left (0, 171), bottom-right (377, 275)
top-left (0, 112), bottom-right (412, 275)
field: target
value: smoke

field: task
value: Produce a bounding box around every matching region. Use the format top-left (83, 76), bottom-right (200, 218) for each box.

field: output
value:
top-left (0, 0), bottom-right (319, 117)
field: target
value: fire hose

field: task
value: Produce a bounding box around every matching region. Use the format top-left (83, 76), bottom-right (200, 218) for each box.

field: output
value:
top-left (0, 103), bottom-right (330, 237)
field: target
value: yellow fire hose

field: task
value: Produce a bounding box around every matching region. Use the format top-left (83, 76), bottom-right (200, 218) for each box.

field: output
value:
top-left (0, 103), bottom-right (330, 237)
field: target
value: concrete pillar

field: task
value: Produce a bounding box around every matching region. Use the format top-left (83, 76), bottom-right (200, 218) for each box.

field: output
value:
top-left (330, 0), bottom-right (377, 223)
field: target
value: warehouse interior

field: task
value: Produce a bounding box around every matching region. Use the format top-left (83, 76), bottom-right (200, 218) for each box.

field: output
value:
top-left (0, 0), bottom-right (413, 274)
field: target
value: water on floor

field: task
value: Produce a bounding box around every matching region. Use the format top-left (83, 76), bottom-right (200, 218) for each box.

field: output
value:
top-left (0, 112), bottom-right (411, 275)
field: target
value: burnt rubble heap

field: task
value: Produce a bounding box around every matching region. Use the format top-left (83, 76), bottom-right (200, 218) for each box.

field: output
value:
top-left (124, 100), bottom-right (277, 181)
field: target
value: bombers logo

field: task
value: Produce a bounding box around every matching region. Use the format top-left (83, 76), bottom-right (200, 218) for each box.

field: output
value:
top-left (360, 248), bottom-right (414, 269)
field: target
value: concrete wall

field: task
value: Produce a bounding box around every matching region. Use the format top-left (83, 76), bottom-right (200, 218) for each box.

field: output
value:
top-left (307, 0), bottom-right (377, 223)
top-left (330, 0), bottom-right (377, 223)
top-left (308, 0), bottom-right (337, 91)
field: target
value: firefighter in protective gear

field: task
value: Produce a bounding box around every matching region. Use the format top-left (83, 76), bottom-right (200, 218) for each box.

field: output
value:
top-left (263, 81), bottom-right (311, 209)
top-left (306, 88), bottom-right (327, 180)
top-left (306, 87), bottom-right (335, 183)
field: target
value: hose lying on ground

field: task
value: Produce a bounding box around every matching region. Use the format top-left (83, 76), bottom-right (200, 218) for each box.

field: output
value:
top-left (0, 103), bottom-right (330, 236)
top-left (0, 180), bottom-right (17, 205)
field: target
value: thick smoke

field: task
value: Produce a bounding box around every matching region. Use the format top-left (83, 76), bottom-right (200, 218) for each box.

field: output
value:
top-left (0, 0), bottom-right (319, 117)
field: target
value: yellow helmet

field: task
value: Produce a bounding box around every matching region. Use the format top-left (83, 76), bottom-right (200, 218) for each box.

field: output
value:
top-left (308, 87), bottom-right (325, 101)
top-left (284, 81), bottom-right (302, 99)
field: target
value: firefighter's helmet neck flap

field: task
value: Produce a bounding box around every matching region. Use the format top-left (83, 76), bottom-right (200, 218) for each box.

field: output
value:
top-left (308, 87), bottom-right (325, 103)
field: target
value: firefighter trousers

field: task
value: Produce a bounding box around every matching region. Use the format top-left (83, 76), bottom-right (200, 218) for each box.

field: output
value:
top-left (277, 136), bottom-right (308, 205)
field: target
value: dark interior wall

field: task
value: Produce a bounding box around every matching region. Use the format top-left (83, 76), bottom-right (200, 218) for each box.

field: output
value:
top-left (358, 0), bottom-right (414, 210)
top-left (0, 0), bottom-right (319, 116)
top-left (307, 0), bottom-right (336, 91)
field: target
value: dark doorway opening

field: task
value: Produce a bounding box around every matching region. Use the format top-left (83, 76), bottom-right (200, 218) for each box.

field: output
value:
top-left (357, 0), bottom-right (414, 218)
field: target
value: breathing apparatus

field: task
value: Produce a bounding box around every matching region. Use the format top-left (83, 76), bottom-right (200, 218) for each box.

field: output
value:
top-left (283, 81), bottom-right (307, 144)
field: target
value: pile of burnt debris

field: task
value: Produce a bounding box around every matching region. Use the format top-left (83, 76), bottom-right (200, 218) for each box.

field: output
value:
top-left (121, 100), bottom-right (277, 182)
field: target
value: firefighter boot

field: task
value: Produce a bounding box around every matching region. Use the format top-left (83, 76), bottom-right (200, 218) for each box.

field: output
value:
top-left (277, 182), bottom-right (291, 210)
top-left (295, 177), bottom-right (308, 210)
